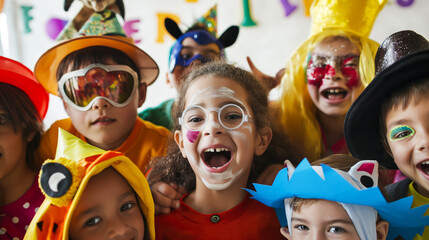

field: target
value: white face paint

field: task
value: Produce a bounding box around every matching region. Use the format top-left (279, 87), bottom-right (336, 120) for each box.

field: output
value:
top-left (185, 147), bottom-right (244, 190)
top-left (179, 76), bottom-right (259, 192)
top-left (188, 86), bottom-right (246, 107)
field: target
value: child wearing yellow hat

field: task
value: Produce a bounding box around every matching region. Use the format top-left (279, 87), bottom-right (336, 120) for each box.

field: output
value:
top-left (25, 128), bottom-right (155, 240)
top-left (274, 0), bottom-right (386, 161)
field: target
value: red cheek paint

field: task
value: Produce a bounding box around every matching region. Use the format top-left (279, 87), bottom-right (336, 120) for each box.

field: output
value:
top-left (342, 67), bottom-right (359, 88)
top-left (186, 130), bottom-right (199, 143)
top-left (307, 60), bottom-right (325, 87)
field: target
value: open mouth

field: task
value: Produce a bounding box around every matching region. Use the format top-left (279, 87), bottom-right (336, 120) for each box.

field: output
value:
top-left (201, 148), bottom-right (232, 169)
top-left (321, 87), bottom-right (348, 100)
top-left (418, 161), bottom-right (429, 175)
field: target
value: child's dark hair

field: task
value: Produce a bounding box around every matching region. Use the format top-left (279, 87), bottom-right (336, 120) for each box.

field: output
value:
top-left (0, 83), bottom-right (44, 170)
top-left (379, 77), bottom-right (429, 155)
top-left (148, 62), bottom-right (273, 191)
top-left (56, 46), bottom-right (140, 83)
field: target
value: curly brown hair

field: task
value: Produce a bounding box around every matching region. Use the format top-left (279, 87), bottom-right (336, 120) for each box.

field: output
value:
top-left (148, 62), bottom-right (293, 191)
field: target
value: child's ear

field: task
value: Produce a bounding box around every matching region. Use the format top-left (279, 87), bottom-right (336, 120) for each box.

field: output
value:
top-left (280, 227), bottom-right (291, 239)
top-left (376, 220), bottom-right (389, 240)
top-left (138, 83), bottom-right (147, 107)
top-left (255, 127), bottom-right (272, 156)
top-left (174, 130), bottom-right (187, 158)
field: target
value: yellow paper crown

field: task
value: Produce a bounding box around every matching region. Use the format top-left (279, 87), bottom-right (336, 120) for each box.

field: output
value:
top-left (310, 0), bottom-right (387, 38)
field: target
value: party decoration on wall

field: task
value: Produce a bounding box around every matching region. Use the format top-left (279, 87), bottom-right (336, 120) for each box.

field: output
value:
top-left (46, 18), bottom-right (68, 40)
top-left (397, 0), bottom-right (414, 7)
top-left (280, 0), bottom-right (298, 17)
top-left (303, 0), bottom-right (314, 16)
top-left (57, 0), bottom-right (125, 41)
top-left (156, 13), bottom-right (180, 43)
top-left (124, 19), bottom-right (141, 43)
top-left (241, 0), bottom-right (257, 26)
top-left (185, 0), bottom-right (198, 2)
top-left (21, 5), bottom-right (34, 33)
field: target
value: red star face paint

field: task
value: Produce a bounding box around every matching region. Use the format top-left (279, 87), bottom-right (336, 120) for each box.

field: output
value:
top-left (306, 54), bottom-right (360, 88)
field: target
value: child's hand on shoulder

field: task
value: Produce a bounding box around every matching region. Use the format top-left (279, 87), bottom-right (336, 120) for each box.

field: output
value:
top-left (151, 182), bottom-right (186, 214)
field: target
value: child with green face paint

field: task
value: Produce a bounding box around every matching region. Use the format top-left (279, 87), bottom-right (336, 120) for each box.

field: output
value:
top-left (345, 30), bottom-right (429, 240)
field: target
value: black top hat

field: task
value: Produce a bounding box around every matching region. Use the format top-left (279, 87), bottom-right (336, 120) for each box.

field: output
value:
top-left (344, 30), bottom-right (429, 169)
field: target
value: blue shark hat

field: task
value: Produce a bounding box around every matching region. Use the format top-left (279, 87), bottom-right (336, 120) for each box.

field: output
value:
top-left (247, 159), bottom-right (429, 240)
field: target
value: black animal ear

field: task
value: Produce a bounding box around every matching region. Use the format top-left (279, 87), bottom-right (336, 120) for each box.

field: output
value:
top-left (116, 0), bottom-right (125, 19)
top-left (165, 18), bottom-right (183, 39)
top-left (218, 26), bottom-right (239, 48)
top-left (64, 0), bottom-right (73, 11)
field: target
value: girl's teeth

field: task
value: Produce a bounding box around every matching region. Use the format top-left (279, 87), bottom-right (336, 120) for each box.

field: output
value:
top-left (204, 148), bottom-right (229, 153)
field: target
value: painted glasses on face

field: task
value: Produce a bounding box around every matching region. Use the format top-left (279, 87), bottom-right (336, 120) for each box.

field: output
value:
top-left (58, 64), bottom-right (138, 111)
top-left (306, 54), bottom-right (360, 87)
top-left (179, 103), bottom-right (250, 131)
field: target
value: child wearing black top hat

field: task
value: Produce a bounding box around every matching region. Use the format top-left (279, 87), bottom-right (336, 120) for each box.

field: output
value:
top-left (345, 30), bottom-right (429, 239)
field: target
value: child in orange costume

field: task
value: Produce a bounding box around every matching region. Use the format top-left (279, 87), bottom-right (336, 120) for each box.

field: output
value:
top-left (25, 128), bottom-right (155, 239)
top-left (33, 8), bottom-right (169, 173)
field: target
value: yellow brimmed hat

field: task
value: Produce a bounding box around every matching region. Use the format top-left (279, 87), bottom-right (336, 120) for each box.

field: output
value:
top-left (310, 0), bottom-right (387, 38)
top-left (24, 128), bottom-right (155, 240)
top-left (35, 9), bottom-right (159, 95)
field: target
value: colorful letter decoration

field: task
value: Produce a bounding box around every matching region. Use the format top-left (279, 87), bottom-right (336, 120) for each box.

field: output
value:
top-left (241, 0), bottom-right (257, 26)
top-left (156, 13), bottom-right (180, 43)
top-left (21, 5), bottom-right (34, 33)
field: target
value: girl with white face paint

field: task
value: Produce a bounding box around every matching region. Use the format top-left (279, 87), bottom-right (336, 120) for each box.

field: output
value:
top-left (150, 62), bottom-right (284, 239)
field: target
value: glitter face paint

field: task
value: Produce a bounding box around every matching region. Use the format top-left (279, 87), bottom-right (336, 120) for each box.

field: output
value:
top-left (307, 55), bottom-right (360, 88)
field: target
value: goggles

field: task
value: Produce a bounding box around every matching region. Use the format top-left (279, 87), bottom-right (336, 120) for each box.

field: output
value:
top-left (179, 103), bottom-right (250, 131)
top-left (58, 64), bottom-right (138, 111)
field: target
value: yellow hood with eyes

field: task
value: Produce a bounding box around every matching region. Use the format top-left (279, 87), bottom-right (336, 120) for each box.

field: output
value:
top-left (24, 128), bottom-right (155, 240)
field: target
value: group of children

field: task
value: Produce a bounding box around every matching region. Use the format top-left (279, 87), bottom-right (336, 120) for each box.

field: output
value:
top-left (1, 0), bottom-right (429, 239)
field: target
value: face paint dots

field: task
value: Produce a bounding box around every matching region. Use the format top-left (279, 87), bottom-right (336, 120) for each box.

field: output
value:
top-left (186, 130), bottom-right (199, 143)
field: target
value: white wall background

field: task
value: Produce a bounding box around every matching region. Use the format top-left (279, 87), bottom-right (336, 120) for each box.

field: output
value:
top-left (1, 0), bottom-right (428, 129)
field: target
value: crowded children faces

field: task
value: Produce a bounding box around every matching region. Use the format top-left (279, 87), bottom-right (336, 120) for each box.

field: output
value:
top-left (149, 62), bottom-right (283, 239)
top-left (138, 15), bottom-right (239, 130)
top-left (274, 0), bottom-right (386, 161)
top-left (248, 154), bottom-right (429, 240)
top-left (25, 129), bottom-right (155, 240)
top-left (345, 30), bottom-right (429, 239)
top-left (0, 56), bottom-right (49, 240)
top-left (33, 9), bottom-right (169, 172)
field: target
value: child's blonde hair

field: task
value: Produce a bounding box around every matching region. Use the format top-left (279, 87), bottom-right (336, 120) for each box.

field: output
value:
top-left (275, 29), bottom-right (379, 161)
